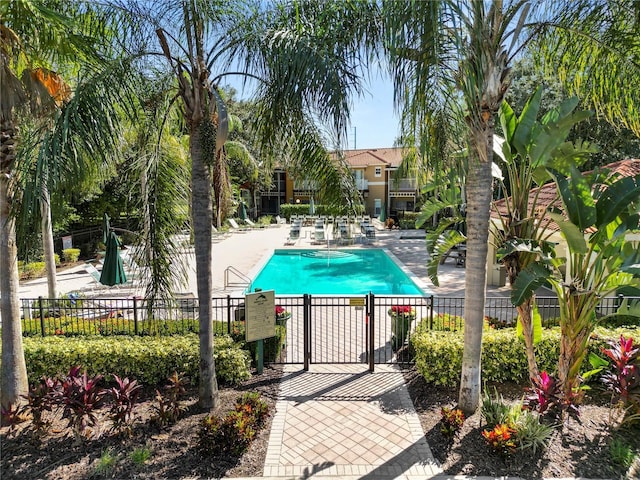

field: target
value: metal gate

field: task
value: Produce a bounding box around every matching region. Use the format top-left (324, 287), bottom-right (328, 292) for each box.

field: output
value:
top-left (215, 294), bottom-right (434, 371)
top-left (275, 294), bottom-right (432, 370)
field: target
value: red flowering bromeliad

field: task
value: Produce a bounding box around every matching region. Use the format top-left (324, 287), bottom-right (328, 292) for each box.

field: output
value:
top-left (387, 305), bottom-right (416, 319)
top-left (275, 305), bottom-right (290, 320)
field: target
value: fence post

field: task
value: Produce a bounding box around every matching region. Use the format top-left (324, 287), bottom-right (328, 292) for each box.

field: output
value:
top-left (429, 295), bottom-right (434, 330)
top-left (369, 292), bottom-right (375, 372)
top-left (304, 294), bottom-right (309, 371)
top-left (227, 295), bottom-right (231, 334)
top-left (133, 297), bottom-right (139, 335)
top-left (38, 296), bottom-right (45, 337)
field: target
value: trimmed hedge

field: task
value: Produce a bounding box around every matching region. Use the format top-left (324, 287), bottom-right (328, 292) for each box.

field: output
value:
top-left (411, 326), bottom-right (640, 386)
top-left (62, 248), bottom-right (81, 263)
top-left (22, 315), bottom-right (201, 337)
top-left (279, 203), bottom-right (365, 220)
top-left (23, 334), bottom-right (251, 386)
top-left (229, 321), bottom-right (286, 364)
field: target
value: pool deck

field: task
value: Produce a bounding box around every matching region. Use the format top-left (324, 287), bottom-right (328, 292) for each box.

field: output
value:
top-left (16, 222), bottom-right (512, 300)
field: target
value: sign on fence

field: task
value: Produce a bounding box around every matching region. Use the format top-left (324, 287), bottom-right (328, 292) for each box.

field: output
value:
top-left (245, 290), bottom-right (276, 342)
top-left (62, 235), bottom-right (73, 250)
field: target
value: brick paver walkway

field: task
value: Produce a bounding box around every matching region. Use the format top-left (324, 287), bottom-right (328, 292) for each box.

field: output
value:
top-left (262, 364), bottom-right (442, 479)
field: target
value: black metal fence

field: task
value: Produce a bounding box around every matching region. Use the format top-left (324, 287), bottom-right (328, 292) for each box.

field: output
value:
top-left (20, 294), bottom-right (639, 338)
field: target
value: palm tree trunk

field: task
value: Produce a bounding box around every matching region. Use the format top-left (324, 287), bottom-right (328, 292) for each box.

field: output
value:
top-left (458, 119), bottom-right (494, 415)
top-left (0, 121), bottom-right (29, 412)
top-left (41, 179), bottom-right (58, 299)
top-left (190, 125), bottom-right (219, 410)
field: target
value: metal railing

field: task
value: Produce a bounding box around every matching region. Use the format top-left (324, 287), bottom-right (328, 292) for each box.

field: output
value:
top-left (224, 266), bottom-right (251, 290)
top-left (20, 294), bottom-right (639, 341)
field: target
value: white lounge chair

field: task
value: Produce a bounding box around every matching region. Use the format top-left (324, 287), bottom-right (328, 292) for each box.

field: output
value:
top-left (227, 218), bottom-right (249, 233)
top-left (244, 218), bottom-right (264, 229)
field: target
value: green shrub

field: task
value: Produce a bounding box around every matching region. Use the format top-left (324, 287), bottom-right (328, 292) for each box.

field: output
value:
top-left (23, 334), bottom-right (251, 386)
top-left (512, 410), bottom-right (554, 454)
top-left (411, 327), bottom-right (640, 387)
top-left (258, 215), bottom-right (272, 226)
top-left (481, 386), bottom-right (511, 429)
top-left (62, 248), bottom-right (81, 263)
top-left (22, 315), bottom-right (200, 337)
top-left (213, 336), bottom-right (251, 385)
top-left (54, 253), bottom-right (60, 266)
top-left (609, 438), bottom-right (637, 469)
top-left (397, 212), bottom-right (420, 229)
top-left (22, 261), bottom-right (46, 279)
top-left (229, 321), bottom-right (286, 364)
top-left (199, 393), bottom-right (269, 456)
top-left (279, 202), bottom-right (364, 220)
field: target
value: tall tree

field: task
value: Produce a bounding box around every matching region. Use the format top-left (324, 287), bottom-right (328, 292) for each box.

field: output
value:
top-left (494, 87), bottom-right (597, 381)
top-left (512, 162), bottom-right (640, 401)
top-left (381, 0), bottom-right (640, 413)
top-left (1, 0), bottom-right (136, 412)
top-left (1, 0), bottom-right (113, 410)
top-left (126, 0), bottom-right (369, 409)
top-left (383, 0), bottom-right (532, 413)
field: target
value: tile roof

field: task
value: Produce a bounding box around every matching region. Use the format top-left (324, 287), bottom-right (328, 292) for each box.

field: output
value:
top-left (338, 147), bottom-right (406, 168)
top-left (492, 158), bottom-right (640, 231)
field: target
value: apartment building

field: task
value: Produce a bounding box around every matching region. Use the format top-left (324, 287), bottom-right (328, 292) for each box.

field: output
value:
top-left (258, 147), bottom-right (418, 218)
top-left (342, 147), bottom-right (418, 218)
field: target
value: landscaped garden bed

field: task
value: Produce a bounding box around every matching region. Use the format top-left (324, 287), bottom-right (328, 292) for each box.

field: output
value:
top-left (1, 364), bottom-right (282, 479)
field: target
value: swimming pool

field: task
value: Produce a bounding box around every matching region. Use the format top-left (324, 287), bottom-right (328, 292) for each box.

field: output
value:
top-left (250, 249), bottom-right (427, 295)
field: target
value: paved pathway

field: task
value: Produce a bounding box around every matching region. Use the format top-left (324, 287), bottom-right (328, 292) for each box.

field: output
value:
top-left (261, 364), bottom-right (441, 480)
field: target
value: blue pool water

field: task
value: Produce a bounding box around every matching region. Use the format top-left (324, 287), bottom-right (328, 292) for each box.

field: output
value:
top-left (251, 249), bottom-right (425, 295)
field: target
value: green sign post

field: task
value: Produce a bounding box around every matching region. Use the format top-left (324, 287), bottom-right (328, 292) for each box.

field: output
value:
top-left (245, 290), bottom-right (275, 374)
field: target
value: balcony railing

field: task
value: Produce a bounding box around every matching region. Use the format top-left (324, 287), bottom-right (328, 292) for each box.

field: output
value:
top-left (389, 178), bottom-right (418, 191)
top-left (355, 178), bottom-right (369, 190)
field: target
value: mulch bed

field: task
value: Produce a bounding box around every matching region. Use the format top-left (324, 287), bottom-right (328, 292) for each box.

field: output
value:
top-left (2, 364), bottom-right (638, 479)
top-left (1, 365), bottom-right (282, 480)
top-left (402, 368), bottom-right (640, 479)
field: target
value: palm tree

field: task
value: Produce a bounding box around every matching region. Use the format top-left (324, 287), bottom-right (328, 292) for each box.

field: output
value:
top-left (1, 1), bottom-right (135, 411)
top-left (1, 1), bottom-right (88, 410)
top-left (381, 0), bottom-right (640, 413)
top-left (125, 0), bottom-right (370, 409)
top-left (383, 0), bottom-right (532, 413)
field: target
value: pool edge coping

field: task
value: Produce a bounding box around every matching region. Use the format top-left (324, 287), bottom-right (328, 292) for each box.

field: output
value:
top-left (246, 247), bottom-right (432, 297)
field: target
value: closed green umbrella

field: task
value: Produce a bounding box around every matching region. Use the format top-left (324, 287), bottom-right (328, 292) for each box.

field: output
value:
top-left (380, 203), bottom-right (386, 222)
top-left (100, 231), bottom-right (127, 286)
top-left (102, 213), bottom-right (110, 245)
top-left (239, 202), bottom-right (247, 220)
top-left (309, 196), bottom-right (315, 215)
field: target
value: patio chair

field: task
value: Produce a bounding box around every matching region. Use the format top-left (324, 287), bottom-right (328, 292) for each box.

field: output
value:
top-left (211, 226), bottom-right (228, 242)
top-left (227, 218), bottom-right (249, 233)
top-left (285, 225), bottom-right (300, 245)
top-left (275, 215), bottom-right (287, 225)
top-left (313, 227), bottom-right (326, 244)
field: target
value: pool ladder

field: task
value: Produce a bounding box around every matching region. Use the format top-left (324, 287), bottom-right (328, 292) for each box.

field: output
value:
top-left (224, 266), bottom-right (251, 290)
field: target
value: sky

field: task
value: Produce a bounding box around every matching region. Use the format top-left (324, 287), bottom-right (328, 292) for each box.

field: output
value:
top-left (229, 74), bottom-right (399, 151)
top-left (347, 76), bottom-right (399, 150)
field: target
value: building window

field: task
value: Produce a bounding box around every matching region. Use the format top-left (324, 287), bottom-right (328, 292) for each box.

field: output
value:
top-left (375, 167), bottom-right (382, 177)
top-left (374, 198), bottom-right (381, 216)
